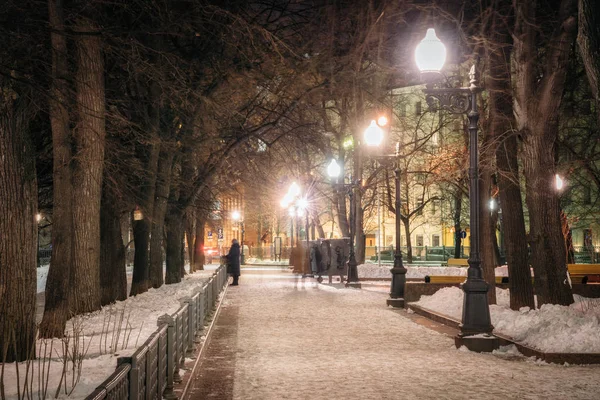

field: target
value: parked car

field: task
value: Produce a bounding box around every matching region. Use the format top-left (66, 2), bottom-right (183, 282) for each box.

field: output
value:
top-left (424, 247), bottom-right (454, 261)
top-left (203, 246), bottom-right (219, 263)
top-left (370, 250), bottom-right (407, 261)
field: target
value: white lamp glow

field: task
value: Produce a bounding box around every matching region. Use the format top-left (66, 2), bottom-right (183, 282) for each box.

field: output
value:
top-left (555, 174), bottom-right (564, 190)
top-left (289, 182), bottom-right (301, 197)
top-left (415, 28), bottom-right (447, 73)
top-left (327, 159), bottom-right (341, 178)
top-left (364, 120), bottom-right (384, 147)
top-left (232, 210), bottom-right (241, 221)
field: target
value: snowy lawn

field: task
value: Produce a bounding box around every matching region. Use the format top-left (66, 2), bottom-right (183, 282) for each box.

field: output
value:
top-left (360, 263), bottom-right (600, 354)
top-left (6, 266), bottom-right (219, 399)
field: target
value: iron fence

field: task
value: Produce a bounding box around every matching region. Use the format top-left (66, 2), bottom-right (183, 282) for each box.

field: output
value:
top-left (84, 265), bottom-right (227, 400)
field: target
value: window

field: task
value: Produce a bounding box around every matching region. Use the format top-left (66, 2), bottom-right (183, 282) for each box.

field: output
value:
top-left (416, 200), bottom-right (423, 216)
top-left (432, 234), bottom-right (440, 247)
top-left (416, 235), bottom-right (424, 247)
top-left (400, 103), bottom-right (407, 117)
top-left (415, 101), bottom-right (422, 116)
top-left (584, 185), bottom-right (592, 205)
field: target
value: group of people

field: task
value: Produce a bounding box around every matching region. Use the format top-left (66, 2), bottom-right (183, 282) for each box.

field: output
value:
top-left (226, 238), bottom-right (241, 286)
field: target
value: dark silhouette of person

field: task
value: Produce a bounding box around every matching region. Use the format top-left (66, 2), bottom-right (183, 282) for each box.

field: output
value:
top-left (227, 238), bottom-right (241, 286)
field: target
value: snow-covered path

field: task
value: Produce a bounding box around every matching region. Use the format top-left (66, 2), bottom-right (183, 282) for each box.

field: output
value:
top-left (187, 270), bottom-right (600, 400)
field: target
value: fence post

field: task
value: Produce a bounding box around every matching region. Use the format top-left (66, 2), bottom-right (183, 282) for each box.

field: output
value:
top-left (181, 297), bottom-right (195, 355)
top-left (158, 314), bottom-right (178, 400)
top-left (198, 287), bottom-right (205, 335)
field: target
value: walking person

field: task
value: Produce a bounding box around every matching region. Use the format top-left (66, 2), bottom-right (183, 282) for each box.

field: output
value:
top-left (227, 238), bottom-right (241, 286)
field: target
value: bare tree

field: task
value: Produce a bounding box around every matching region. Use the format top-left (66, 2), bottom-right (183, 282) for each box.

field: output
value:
top-left (513, 0), bottom-right (576, 306)
top-left (0, 79), bottom-right (37, 362)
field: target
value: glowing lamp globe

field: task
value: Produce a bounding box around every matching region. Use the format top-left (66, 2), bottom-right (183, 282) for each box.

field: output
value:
top-left (364, 120), bottom-right (384, 147)
top-left (415, 28), bottom-right (447, 73)
top-left (289, 182), bottom-right (301, 197)
top-left (327, 159), bottom-right (341, 178)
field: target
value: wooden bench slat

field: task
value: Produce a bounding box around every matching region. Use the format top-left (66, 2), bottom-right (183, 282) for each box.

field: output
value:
top-left (567, 264), bottom-right (600, 274)
top-left (447, 258), bottom-right (469, 266)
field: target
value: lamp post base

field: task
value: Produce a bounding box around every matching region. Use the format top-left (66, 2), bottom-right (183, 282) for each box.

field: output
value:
top-left (461, 277), bottom-right (493, 334)
top-left (454, 333), bottom-right (500, 353)
top-left (346, 256), bottom-right (360, 288)
top-left (386, 298), bottom-right (404, 308)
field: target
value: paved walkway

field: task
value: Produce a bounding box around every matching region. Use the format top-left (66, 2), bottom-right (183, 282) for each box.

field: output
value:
top-left (184, 267), bottom-right (600, 400)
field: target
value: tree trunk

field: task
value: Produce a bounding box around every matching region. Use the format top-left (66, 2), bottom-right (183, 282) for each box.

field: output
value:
top-left (514, 0), bottom-right (576, 306)
top-left (100, 186), bottom-right (127, 306)
top-left (311, 208), bottom-right (326, 239)
top-left (70, 16), bottom-right (105, 314)
top-left (485, 0), bottom-right (535, 310)
top-left (149, 148), bottom-right (174, 288)
top-left (165, 207), bottom-right (184, 284)
top-left (130, 83), bottom-right (161, 295)
top-left (131, 218), bottom-right (151, 294)
top-left (335, 183), bottom-right (350, 238)
top-left (40, 0), bottom-right (73, 338)
top-left (185, 210), bottom-right (195, 272)
top-left (523, 132), bottom-right (574, 306)
top-left (0, 92), bottom-right (37, 362)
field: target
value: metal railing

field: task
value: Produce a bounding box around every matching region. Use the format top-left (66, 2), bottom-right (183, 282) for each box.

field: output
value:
top-left (85, 264), bottom-right (228, 400)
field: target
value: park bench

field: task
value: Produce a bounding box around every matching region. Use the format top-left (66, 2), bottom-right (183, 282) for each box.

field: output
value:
top-left (447, 258), bottom-right (469, 267)
top-left (423, 275), bottom-right (508, 284)
top-left (568, 264), bottom-right (600, 284)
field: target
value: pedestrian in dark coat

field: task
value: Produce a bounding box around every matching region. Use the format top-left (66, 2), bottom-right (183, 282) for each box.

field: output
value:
top-left (227, 238), bottom-right (241, 285)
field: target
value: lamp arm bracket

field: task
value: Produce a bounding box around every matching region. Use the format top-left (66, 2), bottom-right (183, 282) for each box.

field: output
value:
top-left (423, 87), bottom-right (473, 114)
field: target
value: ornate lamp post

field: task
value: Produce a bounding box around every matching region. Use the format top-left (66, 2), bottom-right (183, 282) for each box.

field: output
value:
top-left (232, 210), bottom-right (245, 265)
top-left (415, 28), bottom-right (497, 351)
top-left (387, 148), bottom-right (407, 308)
top-left (327, 159), bottom-right (360, 288)
top-left (365, 118), bottom-right (407, 307)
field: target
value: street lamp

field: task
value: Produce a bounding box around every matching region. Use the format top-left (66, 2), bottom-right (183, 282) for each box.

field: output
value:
top-left (232, 210), bottom-right (245, 265)
top-left (282, 182), bottom-right (309, 274)
top-left (327, 159), bottom-right (360, 288)
top-left (363, 117), bottom-right (407, 306)
top-left (416, 28), bottom-right (497, 351)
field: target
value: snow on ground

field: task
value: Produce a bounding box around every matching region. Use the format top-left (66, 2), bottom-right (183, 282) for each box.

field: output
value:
top-left (221, 274), bottom-right (600, 400)
top-left (360, 263), bottom-right (600, 353)
top-left (22, 261), bottom-right (600, 399)
top-left (7, 266), bottom-right (219, 399)
top-left (413, 286), bottom-right (600, 354)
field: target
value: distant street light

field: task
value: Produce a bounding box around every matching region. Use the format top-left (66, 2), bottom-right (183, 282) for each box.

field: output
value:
top-left (232, 210), bottom-right (245, 265)
top-left (416, 28), bottom-right (497, 351)
top-left (364, 120), bottom-right (384, 147)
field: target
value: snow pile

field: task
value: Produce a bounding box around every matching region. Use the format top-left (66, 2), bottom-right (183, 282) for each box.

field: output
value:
top-left (414, 286), bottom-right (600, 353)
top-left (7, 268), bottom-right (218, 399)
